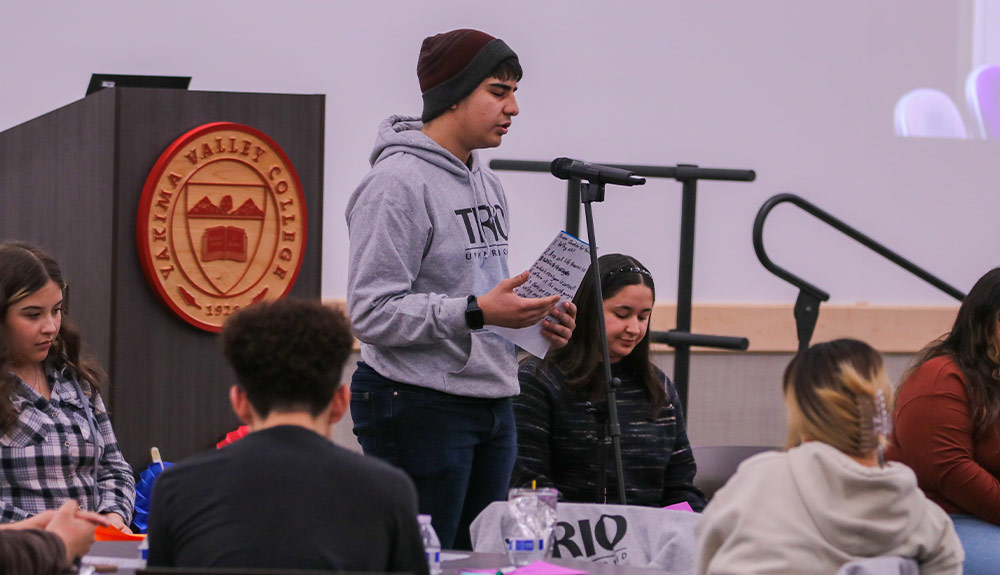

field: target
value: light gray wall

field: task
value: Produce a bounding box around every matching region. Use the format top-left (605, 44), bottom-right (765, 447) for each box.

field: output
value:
top-left (0, 2), bottom-right (976, 448)
top-left (0, 1), bottom-right (994, 308)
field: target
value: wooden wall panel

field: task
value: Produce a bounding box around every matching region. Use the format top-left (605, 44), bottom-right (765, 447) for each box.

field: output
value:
top-left (0, 91), bottom-right (117, 371)
top-left (1, 87), bottom-right (325, 471)
top-left (327, 298), bottom-right (960, 354)
top-left (111, 89), bottom-right (325, 468)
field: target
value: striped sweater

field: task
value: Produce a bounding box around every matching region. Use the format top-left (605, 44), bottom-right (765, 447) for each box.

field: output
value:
top-left (512, 357), bottom-right (706, 510)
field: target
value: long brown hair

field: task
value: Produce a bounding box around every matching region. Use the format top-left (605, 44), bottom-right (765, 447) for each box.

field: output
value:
top-left (782, 339), bottom-right (892, 457)
top-left (783, 339), bottom-right (892, 457)
top-left (0, 242), bottom-right (105, 432)
top-left (545, 253), bottom-right (664, 418)
top-left (900, 268), bottom-right (1000, 439)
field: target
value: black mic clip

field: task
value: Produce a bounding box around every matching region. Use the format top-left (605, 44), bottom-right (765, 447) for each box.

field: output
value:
top-left (549, 157), bottom-right (646, 187)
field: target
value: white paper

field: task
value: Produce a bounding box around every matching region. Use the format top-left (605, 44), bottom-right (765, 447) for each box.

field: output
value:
top-left (82, 555), bottom-right (147, 569)
top-left (440, 552), bottom-right (471, 561)
top-left (488, 231), bottom-right (591, 358)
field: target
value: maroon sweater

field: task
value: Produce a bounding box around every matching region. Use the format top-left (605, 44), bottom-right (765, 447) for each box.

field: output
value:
top-left (887, 355), bottom-right (1000, 523)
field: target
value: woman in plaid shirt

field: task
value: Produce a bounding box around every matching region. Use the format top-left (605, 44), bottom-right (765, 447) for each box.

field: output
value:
top-left (0, 242), bottom-right (135, 531)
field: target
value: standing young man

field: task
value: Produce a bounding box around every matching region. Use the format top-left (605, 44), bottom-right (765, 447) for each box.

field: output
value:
top-left (346, 29), bottom-right (576, 550)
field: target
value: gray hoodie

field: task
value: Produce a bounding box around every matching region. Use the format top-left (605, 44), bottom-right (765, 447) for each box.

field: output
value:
top-left (695, 441), bottom-right (963, 575)
top-left (345, 115), bottom-right (517, 398)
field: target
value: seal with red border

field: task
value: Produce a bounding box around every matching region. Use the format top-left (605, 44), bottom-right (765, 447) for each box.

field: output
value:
top-left (137, 122), bottom-right (307, 332)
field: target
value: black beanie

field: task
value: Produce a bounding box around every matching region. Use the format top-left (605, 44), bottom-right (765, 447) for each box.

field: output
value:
top-left (417, 29), bottom-right (519, 122)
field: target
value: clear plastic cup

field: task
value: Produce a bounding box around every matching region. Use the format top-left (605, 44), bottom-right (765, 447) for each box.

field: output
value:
top-left (503, 487), bottom-right (558, 566)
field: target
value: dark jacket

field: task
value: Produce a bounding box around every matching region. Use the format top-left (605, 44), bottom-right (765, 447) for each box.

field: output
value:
top-left (512, 358), bottom-right (706, 510)
top-left (0, 529), bottom-right (71, 575)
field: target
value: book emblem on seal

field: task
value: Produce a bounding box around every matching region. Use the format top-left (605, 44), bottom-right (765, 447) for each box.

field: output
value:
top-left (137, 122), bottom-right (307, 332)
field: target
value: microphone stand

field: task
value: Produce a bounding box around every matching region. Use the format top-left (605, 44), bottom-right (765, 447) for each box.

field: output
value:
top-left (579, 180), bottom-right (628, 505)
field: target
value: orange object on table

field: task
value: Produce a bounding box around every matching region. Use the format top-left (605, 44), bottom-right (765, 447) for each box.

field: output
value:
top-left (95, 525), bottom-right (146, 541)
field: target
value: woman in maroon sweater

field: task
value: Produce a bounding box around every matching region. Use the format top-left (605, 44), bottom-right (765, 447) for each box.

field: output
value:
top-left (888, 267), bottom-right (1000, 575)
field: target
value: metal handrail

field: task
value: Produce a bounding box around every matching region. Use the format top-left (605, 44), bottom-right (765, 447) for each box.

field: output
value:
top-left (490, 159), bottom-right (754, 242)
top-left (490, 158), bottom-right (755, 412)
top-left (753, 193), bottom-right (965, 352)
top-left (490, 159), bottom-right (756, 182)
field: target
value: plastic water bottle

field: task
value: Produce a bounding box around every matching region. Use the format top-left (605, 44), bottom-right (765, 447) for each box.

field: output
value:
top-left (418, 514), bottom-right (442, 575)
top-left (137, 536), bottom-right (149, 568)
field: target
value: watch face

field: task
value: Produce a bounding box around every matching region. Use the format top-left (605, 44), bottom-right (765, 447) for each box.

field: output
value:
top-left (466, 296), bottom-right (484, 329)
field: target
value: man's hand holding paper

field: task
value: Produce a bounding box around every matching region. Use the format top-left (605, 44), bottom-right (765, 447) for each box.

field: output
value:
top-left (479, 270), bottom-right (561, 328)
top-left (486, 231), bottom-right (590, 358)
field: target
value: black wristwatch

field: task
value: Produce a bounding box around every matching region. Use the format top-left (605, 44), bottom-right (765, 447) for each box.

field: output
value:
top-left (465, 295), bottom-right (484, 330)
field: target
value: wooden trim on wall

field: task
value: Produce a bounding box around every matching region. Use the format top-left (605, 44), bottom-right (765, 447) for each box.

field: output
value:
top-left (324, 299), bottom-right (959, 354)
top-left (646, 303), bottom-right (958, 353)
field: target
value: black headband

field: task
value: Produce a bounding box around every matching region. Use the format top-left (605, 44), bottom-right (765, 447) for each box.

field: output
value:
top-left (606, 266), bottom-right (651, 279)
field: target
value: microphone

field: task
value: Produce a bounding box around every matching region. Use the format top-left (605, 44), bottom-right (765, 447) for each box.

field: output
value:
top-left (549, 157), bottom-right (646, 186)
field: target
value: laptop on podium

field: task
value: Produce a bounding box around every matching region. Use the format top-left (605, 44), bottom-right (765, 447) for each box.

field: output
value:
top-left (86, 73), bottom-right (191, 96)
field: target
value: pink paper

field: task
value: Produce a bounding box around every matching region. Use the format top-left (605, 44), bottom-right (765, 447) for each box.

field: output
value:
top-left (663, 501), bottom-right (694, 512)
top-left (510, 561), bottom-right (589, 575)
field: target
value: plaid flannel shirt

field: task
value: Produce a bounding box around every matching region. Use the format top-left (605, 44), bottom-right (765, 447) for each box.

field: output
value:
top-left (0, 366), bottom-right (136, 523)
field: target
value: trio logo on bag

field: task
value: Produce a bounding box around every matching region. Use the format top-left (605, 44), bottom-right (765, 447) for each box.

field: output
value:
top-left (553, 515), bottom-right (628, 563)
top-left (137, 122), bottom-right (307, 332)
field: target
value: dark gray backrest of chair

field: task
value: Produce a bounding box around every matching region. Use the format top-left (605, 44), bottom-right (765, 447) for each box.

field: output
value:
top-left (692, 445), bottom-right (777, 501)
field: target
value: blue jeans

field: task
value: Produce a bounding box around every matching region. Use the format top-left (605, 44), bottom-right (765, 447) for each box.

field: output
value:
top-left (350, 362), bottom-right (517, 550)
top-left (949, 514), bottom-right (1000, 575)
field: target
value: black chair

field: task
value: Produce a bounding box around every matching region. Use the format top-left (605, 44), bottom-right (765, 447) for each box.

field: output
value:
top-left (692, 445), bottom-right (777, 501)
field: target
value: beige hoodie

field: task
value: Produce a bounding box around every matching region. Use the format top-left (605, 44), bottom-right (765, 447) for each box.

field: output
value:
top-left (695, 441), bottom-right (963, 575)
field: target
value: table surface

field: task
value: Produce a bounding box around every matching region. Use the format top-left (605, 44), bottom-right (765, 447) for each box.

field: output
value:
top-left (85, 542), bottom-right (670, 575)
top-left (443, 552), bottom-right (667, 575)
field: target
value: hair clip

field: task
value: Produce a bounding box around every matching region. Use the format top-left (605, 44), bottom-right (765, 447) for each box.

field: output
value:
top-left (873, 389), bottom-right (892, 467)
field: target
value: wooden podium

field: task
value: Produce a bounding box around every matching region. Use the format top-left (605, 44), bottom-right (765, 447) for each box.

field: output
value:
top-left (0, 87), bottom-right (325, 468)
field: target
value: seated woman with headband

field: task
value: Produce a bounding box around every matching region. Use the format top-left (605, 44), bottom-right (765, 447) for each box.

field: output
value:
top-left (511, 253), bottom-right (705, 509)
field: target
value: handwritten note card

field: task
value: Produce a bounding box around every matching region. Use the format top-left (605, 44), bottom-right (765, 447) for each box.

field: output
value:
top-left (488, 231), bottom-right (591, 358)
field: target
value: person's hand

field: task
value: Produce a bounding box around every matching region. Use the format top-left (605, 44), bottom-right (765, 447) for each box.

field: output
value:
top-left (45, 500), bottom-right (98, 563)
top-left (0, 509), bottom-right (57, 530)
top-left (101, 512), bottom-right (132, 534)
top-left (0, 506), bottom-right (109, 531)
top-left (478, 271), bottom-right (560, 328)
top-left (77, 510), bottom-right (112, 528)
top-left (541, 301), bottom-right (577, 349)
